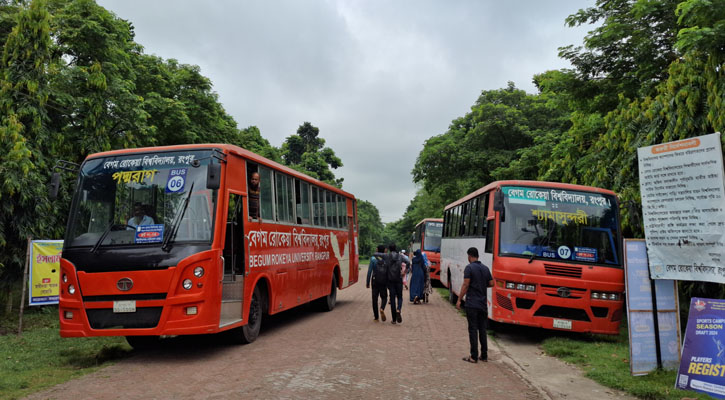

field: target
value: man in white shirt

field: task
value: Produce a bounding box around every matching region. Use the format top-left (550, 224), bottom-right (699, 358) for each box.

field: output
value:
top-left (128, 203), bottom-right (154, 227)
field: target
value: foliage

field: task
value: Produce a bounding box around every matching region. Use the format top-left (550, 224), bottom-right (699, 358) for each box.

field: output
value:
top-left (356, 199), bottom-right (383, 256)
top-left (281, 121), bottom-right (343, 187)
top-left (0, 0), bottom-right (282, 291)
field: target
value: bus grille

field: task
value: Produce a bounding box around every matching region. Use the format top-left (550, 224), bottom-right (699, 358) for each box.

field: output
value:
top-left (86, 307), bottom-right (163, 329)
top-left (496, 293), bottom-right (513, 311)
top-left (534, 305), bottom-right (590, 322)
top-left (83, 293), bottom-right (167, 302)
top-left (544, 264), bottom-right (582, 278)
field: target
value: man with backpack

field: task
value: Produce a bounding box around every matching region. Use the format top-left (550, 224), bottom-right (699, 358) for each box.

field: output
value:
top-left (384, 244), bottom-right (405, 324)
top-left (366, 245), bottom-right (388, 322)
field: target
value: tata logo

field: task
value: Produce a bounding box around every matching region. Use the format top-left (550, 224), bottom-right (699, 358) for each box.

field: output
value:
top-left (557, 287), bottom-right (571, 298)
top-left (117, 278), bottom-right (133, 291)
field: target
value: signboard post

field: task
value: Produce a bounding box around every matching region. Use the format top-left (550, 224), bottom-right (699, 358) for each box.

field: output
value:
top-left (624, 239), bottom-right (681, 375)
top-left (677, 298), bottom-right (725, 398)
top-left (637, 132), bottom-right (725, 283)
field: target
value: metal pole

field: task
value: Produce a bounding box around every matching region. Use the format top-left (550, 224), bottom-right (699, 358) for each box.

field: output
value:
top-left (649, 278), bottom-right (662, 369)
top-left (18, 237), bottom-right (32, 335)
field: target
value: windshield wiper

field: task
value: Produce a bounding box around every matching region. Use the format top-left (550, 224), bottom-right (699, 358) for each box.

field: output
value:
top-left (162, 182), bottom-right (195, 252)
top-left (91, 223), bottom-right (134, 254)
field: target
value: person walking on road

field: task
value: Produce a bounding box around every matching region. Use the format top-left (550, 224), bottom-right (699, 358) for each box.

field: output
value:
top-left (409, 249), bottom-right (425, 304)
top-left (457, 247), bottom-right (494, 363)
top-left (384, 244), bottom-right (404, 324)
top-left (366, 245), bottom-right (388, 322)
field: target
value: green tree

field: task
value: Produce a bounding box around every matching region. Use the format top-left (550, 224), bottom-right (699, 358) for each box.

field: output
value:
top-left (281, 122), bottom-right (343, 187)
top-left (356, 199), bottom-right (383, 257)
top-left (0, 0), bottom-right (58, 287)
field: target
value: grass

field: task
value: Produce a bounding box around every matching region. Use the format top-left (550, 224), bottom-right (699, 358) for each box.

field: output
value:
top-left (0, 306), bottom-right (131, 400)
top-left (435, 287), bottom-right (714, 400)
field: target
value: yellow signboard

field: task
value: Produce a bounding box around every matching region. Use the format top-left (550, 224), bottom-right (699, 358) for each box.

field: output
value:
top-left (29, 240), bottom-right (63, 306)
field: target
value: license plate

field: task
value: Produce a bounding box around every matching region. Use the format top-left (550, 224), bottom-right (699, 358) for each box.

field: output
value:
top-left (553, 319), bottom-right (572, 330)
top-left (113, 300), bottom-right (136, 313)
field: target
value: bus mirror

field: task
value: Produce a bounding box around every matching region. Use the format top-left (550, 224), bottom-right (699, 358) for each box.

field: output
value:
top-left (49, 172), bottom-right (61, 199)
top-left (493, 190), bottom-right (504, 212)
top-left (494, 190), bottom-right (505, 222)
top-left (207, 163), bottom-right (221, 190)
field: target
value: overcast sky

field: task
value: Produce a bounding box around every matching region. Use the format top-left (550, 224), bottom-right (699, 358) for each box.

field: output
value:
top-left (97, 0), bottom-right (595, 222)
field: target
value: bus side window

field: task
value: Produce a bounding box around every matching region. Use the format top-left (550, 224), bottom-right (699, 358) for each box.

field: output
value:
top-left (485, 219), bottom-right (494, 253)
top-left (258, 166), bottom-right (274, 220)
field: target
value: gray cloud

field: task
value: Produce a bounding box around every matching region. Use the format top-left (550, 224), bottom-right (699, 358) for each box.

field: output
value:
top-left (99, 0), bottom-right (594, 222)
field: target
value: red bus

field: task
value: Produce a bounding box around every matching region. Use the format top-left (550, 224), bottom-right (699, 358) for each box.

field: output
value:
top-left (440, 181), bottom-right (624, 334)
top-left (410, 218), bottom-right (443, 282)
top-left (56, 144), bottom-right (358, 347)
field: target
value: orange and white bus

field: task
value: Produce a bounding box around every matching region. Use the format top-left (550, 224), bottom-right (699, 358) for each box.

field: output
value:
top-left (56, 144), bottom-right (358, 348)
top-left (410, 218), bottom-right (443, 282)
top-left (440, 181), bottom-right (624, 334)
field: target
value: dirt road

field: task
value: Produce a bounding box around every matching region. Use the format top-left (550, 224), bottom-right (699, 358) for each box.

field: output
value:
top-left (27, 274), bottom-right (633, 400)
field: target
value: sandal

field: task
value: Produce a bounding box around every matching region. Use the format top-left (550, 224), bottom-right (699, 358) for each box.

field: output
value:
top-left (462, 356), bottom-right (478, 364)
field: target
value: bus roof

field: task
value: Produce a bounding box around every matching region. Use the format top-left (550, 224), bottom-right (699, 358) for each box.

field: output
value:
top-left (414, 218), bottom-right (443, 229)
top-left (444, 180), bottom-right (617, 211)
top-left (85, 143), bottom-right (355, 199)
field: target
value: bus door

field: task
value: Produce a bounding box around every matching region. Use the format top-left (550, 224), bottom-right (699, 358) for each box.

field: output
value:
top-left (220, 193), bottom-right (245, 327)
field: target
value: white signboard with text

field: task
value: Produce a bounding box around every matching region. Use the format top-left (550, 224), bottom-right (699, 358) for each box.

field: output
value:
top-left (638, 133), bottom-right (725, 283)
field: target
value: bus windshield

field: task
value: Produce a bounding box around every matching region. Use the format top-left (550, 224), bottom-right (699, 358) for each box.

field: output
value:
top-left (499, 186), bottom-right (621, 266)
top-left (65, 150), bottom-right (217, 249)
top-left (424, 221), bottom-right (443, 252)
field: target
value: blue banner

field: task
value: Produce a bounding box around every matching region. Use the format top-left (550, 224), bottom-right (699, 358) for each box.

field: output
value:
top-left (676, 297), bottom-right (725, 398)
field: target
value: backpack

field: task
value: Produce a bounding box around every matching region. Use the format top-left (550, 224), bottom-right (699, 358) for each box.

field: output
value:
top-left (386, 252), bottom-right (403, 283)
top-left (373, 256), bottom-right (388, 285)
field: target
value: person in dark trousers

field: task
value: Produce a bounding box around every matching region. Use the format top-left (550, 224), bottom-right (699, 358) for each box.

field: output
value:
top-left (385, 244), bottom-right (404, 324)
top-left (366, 245), bottom-right (388, 322)
top-left (457, 247), bottom-right (494, 363)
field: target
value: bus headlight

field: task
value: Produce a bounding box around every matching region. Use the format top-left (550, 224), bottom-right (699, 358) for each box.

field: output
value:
top-left (193, 267), bottom-right (204, 278)
top-left (506, 282), bottom-right (515, 289)
top-left (62, 274), bottom-right (68, 283)
top-left (592, 292), bottom-right (600, 299)
top-left (525, 285), bottom-right (536, 292)
top-left (182, 279), bottom-right (193, 290)
top-left (609, 293), bottom-right (620, 301)
top-left (68, 285), bottom-right (76, 295)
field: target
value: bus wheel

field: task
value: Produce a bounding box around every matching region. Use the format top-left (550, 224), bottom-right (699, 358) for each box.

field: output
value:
top-left (318, 274), bottom-right (337, 312)
top-left (448, 272), bottom-right (457, 304)
top-left (126, 335), bottom-right (160, 350)
top-left (240, 286), bottom-right (263, 344)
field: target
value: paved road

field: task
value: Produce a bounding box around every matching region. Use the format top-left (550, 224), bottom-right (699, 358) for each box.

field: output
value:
top-left (28, 275), bottom-right (542, 400)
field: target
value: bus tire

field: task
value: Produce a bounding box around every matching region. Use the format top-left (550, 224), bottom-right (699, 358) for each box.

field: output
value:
top-left (240, 286), bottom-right (263, 344)
top-left (448, 272), bottom-right (457, 304)
top-left (318, 274), bottom-right (337, 312)
top-left (126, 335), bottom-right (160, 350)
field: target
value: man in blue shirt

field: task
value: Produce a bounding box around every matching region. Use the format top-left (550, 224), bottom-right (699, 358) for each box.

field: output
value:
top-left (457, 247), bottom-right (494, 363)
top-left (366, 245), bottom-right (388, 322)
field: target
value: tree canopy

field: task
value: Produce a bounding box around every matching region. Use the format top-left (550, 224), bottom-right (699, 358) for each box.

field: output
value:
top-left (281, 121), bottom-right (343, 187)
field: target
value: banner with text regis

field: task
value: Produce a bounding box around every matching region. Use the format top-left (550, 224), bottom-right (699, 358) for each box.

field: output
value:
top-left (637, 132), bottom-right (725, 283)
top-left (676, 298), bottom-right (725, 398)
top-left (29, 240), bottom-right (63, 306)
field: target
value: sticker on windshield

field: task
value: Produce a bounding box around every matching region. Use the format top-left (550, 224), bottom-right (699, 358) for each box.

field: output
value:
top-left (574, 247), bottom-right (597, 262)
top-left (135, 224), bottom-right (164, 244)
top-left (557, 246), bottom-right (572, 259)
top-left (166, 168), bottom-right (187, 193)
